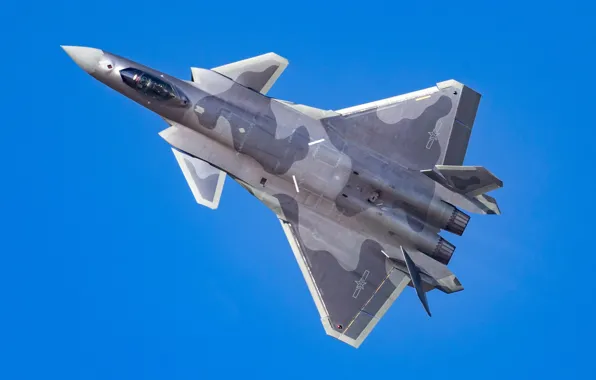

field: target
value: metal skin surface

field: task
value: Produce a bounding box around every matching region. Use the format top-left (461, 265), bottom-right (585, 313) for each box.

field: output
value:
top-left (62, 46), bottom-right (503, 348)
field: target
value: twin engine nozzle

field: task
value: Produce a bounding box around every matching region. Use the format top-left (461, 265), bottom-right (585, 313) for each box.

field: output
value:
top-left (445, 206), bottom-right (470, 236)
top-left (359, 181), bottom-right (470, 265)
top-left (356, 170), bottom-right (470, 236)
top-left (391, 201), bottom-right (469, 265)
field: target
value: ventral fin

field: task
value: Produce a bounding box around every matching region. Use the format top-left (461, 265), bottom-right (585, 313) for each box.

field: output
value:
top-left (401, 247), bottom-right (432, 317)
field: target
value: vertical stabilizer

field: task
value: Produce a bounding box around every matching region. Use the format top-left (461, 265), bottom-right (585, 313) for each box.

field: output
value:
top-left (401, 247), bottom-right (432, 316)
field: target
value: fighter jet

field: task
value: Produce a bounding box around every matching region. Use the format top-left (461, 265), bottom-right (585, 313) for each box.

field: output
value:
top-left (62, 46), bottom-right (503, 348)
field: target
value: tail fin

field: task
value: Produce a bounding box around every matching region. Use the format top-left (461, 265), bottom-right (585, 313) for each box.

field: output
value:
top-left (474, 194), bottom-right (501, 215)
top-left (328, 80), bottom-right (481, 170)
top-left (401, 247), bottom-right (432, 316)
top-left (422, 165), bottom-right (503, 215)
top-left (433, 183), bottom-right (502, 216)
top-left (422, 165), bottom-right (503, 197)
top-left (392, 246), bottom-right (464, 316)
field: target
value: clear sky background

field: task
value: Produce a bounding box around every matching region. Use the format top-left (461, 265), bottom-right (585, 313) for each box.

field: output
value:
top-left (2, 1), bottom-right (595, 379)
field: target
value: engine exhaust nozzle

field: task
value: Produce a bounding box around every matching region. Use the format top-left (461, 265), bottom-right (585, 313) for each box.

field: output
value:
top-left (445, 208), bottom-right (470, 236)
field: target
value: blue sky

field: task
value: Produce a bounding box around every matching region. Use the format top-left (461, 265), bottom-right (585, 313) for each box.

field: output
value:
top-left (2, 1), bottom-right (595, 379)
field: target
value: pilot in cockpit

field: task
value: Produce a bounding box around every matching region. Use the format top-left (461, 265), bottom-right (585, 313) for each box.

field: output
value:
top-left (120, 68), bottom-right (189, 107)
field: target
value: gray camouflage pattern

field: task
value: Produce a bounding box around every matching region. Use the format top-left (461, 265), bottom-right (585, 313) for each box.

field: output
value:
top-left (171, 148), bottom-right (226, 209)
top-left (62, 46), bottom-right (503, 348)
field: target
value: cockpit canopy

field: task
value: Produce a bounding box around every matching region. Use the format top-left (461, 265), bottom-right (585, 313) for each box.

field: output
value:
top-left (120, 68), bottom-right (189, 107)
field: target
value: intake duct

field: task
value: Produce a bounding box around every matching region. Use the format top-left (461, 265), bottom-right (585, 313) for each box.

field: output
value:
top-left (432, 237), bottom-right (456, 265)
top-left (445, 208), bottom-right (470, 236)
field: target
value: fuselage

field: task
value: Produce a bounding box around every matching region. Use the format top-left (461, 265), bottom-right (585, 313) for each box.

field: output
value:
top-left (79, 48), bottom-right (466, 265)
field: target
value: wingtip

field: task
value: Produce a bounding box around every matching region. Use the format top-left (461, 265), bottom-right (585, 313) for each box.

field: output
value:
top-left (263, 52), bottom-right (289, 65)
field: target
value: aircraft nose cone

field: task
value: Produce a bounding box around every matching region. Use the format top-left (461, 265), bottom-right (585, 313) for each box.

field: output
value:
top-left (61, 45), bottom-right (104, 74)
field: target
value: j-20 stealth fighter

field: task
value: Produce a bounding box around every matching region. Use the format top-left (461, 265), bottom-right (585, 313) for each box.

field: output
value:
top-left (63, 45), bottom-right (502, 348)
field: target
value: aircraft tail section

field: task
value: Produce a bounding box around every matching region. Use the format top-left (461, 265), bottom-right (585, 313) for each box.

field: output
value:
top-left (401, 247), bottom-right (432, 316)
top-left (435, 184), bottom-right (502, 216)
top-left (390, 246), bottom-right (463, 316)
top-left (391, 246), bottom-right (464, 295)
top-left (329, 80), bottom-right (481, 170)
top-left (422, 165), bottom-right (503, 197)
top-left (422, 165), bottom-right (503, 215)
